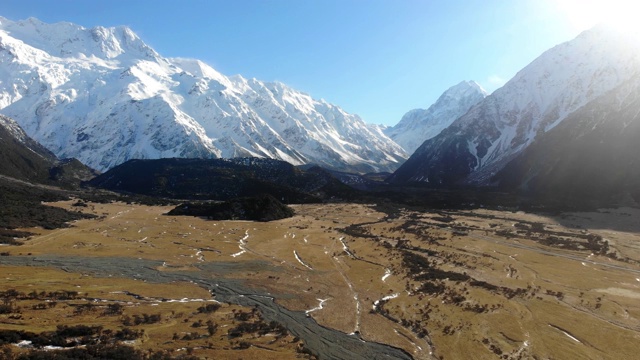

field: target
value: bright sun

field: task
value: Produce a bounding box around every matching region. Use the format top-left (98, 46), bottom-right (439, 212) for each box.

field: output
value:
top-left (554, 0), bottom-right (640, 36)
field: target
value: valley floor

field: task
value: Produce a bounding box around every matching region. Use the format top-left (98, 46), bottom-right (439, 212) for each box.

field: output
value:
top-left (1, 201), bottom-right (640, 359)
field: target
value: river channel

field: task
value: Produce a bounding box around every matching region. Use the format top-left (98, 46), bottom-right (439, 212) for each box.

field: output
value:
top-left (1, 255), bottom-right (414, 360)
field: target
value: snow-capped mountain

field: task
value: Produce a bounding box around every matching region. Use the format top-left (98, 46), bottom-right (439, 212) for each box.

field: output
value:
top-left (388, 24), bottom-right (640, 185)
top-left (384, 81), bottom-right (486, 154)
top-left (0, 16), bottom-right (407, 172)
top-left (494, 72), bottom-right (640, 204)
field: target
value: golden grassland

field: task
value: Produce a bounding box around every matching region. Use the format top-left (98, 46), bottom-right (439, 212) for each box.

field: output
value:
top-left (0, 264), bottom-right (305, 359)
top-left (2, 200), bottom-right (640, 359)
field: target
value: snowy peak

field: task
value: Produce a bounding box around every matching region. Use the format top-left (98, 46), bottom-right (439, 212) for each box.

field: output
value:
top-left (0, 16), bottom-right (157, 60)
top-left (0, 16), bottom-right (406, 173)
top-left (385, 80), bottom-right (486, 154)
top-left (488, 23), bottom-right (640, 128)
top-left (443, 80), bottom-right (487, 99)
top-left (428, 81), bottom-right (487, 115)
top-left (168, 58), bottom-right (232, 88)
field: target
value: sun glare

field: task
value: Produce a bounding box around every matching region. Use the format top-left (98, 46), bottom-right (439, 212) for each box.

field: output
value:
top-left (554, 0), bottom-right (640, 37)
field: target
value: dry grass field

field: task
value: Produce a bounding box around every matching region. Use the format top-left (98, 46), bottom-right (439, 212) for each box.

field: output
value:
top-left (1, 200), bottom-right (640, 359)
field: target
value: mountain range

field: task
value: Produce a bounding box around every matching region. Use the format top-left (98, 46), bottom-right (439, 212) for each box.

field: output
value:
top-left (0, 16), bottom-right (406, 173)
top-left (2, 15), bottom-right (639, 206)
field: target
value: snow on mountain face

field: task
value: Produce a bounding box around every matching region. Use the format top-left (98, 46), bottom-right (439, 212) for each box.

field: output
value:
top-left (389, 25), bottom-right (640, 185)
top-left (0, 17), bottom-right (406, 172)
top-left (384, 81), bottom-right (486, 154)
top-left (0, 16), bottom-right (158, 61)
top-left (494, 72), bottom-right (640, 202)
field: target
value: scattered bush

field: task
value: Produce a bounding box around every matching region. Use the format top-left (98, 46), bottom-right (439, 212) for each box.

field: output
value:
top-left (197, 303), bottom-right (220, 313)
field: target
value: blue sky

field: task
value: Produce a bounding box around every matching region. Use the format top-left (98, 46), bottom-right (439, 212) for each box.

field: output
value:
top-left (2, 0), bottom-right (607, 126)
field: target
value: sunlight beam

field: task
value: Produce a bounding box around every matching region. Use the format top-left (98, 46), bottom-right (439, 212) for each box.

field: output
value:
top-left (553, 0), bottom-right (640, 37)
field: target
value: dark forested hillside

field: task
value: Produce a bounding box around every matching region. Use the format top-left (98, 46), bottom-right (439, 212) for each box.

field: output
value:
top-left (88, 158), bottom-right (358, 203)
top-left (0, 114), bottom-right (57, 183)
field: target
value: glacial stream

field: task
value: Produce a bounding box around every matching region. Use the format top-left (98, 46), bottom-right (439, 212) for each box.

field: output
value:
top-left (1, 255), bottom-right (414, 360)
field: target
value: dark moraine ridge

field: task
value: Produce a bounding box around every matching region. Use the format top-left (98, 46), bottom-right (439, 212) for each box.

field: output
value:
top-left (167, 194), bottom-right (295, 222)
top-left (0, 255), bottom-right (414, 360)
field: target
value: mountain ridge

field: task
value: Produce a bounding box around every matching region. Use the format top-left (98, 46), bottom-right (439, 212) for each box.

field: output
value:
top-left (0, 16), bottom-right (407, 173)
top-left (388, 25), bottom-right (640, 185)
top-left (0, 114), bottom-right (97, 187)
top-left (87, 157), bottom-right (359, 203)
top-left (493, 72), bottom-right (640, 206)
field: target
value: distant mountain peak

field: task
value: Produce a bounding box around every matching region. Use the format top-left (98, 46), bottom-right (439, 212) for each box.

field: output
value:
top-left (169, 57), bottom-right (232, 87)
top-left (384, 80), bottom-right (487, 154)
top-left (447, 80), bottom-right (487, 96)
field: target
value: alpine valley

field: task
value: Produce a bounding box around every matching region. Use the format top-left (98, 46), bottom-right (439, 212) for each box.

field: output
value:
top-left (2, 14), bottom-right (640, 360)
